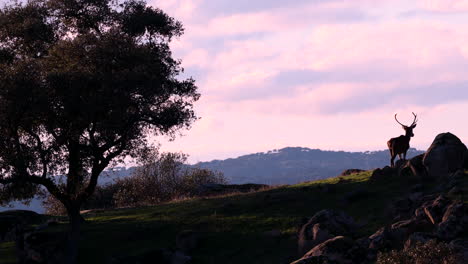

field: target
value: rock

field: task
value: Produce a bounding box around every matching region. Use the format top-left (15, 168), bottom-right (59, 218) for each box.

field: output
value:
top-left (340, 169), bottom-right (365, 177)
top-left (298, 210), bottom-right (358, 255)
top-left (367, 219), bottom-right (428, 252)
top-left (422, 195), bottom-right (451, 225)
top-left (370, 166), bottom-right (395, 181)
top-left (404, 232), bottom-right (437, 249)
top-left (437, 202), bottom-right (468, 240)
top-left (423, 132), bottom-right (467, 179)
top-left (391, 217), bottom-right (433, 234)
top-left (290, 255), bottom-right (333, 264)
top-left (176, 230), bottom-right (200, 253)
top-left (394, 159), bottom-right (406, 170)
top-left (299, 236), bottom-right (355, 264)
top-left (406, 154), bottom-right (427, 179)
top-left (448, 186), bottom-right (462, 196)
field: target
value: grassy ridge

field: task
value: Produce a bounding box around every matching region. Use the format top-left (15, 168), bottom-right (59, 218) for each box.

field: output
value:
top-left (2, 170), bottom-right (467, 263)
top-left (75, 170), bottom-right (416, 263)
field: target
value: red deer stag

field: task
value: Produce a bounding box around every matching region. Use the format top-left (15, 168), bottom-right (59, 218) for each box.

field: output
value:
top-left (387, 112), bottom-right (418, 167)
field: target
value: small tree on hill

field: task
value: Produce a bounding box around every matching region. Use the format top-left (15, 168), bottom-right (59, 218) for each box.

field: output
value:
top-left (0, 0), bottom-right (199, 262)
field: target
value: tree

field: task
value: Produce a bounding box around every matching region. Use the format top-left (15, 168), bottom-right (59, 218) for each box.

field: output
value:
top-left (0, 0), bottom-right (199, 262)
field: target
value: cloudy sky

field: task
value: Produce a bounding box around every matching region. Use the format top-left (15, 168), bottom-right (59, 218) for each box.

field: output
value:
top-left (4, 0), bottom-right (467, 163)
top-left (150, 0), bottom-right (468, 163)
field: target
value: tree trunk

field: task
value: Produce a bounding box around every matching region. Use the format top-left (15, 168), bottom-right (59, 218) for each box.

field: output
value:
top-left (66, 206), bottom-right (82, 264)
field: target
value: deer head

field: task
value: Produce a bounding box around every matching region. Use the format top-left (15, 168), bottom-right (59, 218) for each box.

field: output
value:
top-left (394, 112), bottom-right (418, 137)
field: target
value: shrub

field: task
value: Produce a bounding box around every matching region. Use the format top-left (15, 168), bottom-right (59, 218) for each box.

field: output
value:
top-left (43, 149), bottom-right (226, 214)
top-left (113, 151), bottom-right (226, 207)
top-left (377, 240), bottom-right (463, 264)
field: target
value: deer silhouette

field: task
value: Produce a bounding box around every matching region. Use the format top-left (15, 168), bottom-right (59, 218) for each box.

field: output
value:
top-left (387, 112), bottom-right (418, 167)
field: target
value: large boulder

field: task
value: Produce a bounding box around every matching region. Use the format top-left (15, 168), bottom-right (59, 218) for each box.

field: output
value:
top-left (423, 133), bottom-right (467, 179)
top-left (298, 210), bottom-right (358, 255)
top-left (370, 166), bottom-right (395, 181)
top-left (293, 236), bottom-right (355, 264)
top-left (437, 202), bottom-right (468, 241)
top-left (421, 195), bottom-right (451, 225)
top-left (406, 154), bottom-right (427, 179)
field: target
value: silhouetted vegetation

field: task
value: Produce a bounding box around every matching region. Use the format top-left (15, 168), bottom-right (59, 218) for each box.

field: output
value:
top-left (0, 0), bottom-right (198, 262)
top-left (43, 150), bottom-right (226, 214)
top-left (377, 240), bottom-right (463, 264)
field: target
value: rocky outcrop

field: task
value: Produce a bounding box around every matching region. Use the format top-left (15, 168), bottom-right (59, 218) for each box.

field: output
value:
top-left (294, 236), bottom-right (355, 264)
top-left (423, 132), bottom-right (467, 179)
top-left (437, 201), bottom-right (468, 241)
top-left (298, 210), bottom-right (358, 255)
top-left (370, 166), bottom-right (395, 181)
top-left (406, 154), bottom-right (427, 179)
top-left (340, 169), bottom-right (365, 177)
top-left (421, 195), bottom-right (451, 225)
top-left (292, 195), bottom-right (467, 264)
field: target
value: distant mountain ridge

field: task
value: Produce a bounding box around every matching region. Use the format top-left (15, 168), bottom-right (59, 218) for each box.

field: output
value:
top-left (195, 147), bottom-right (424, 185)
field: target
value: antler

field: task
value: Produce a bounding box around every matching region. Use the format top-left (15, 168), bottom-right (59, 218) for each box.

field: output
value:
top-left (410, 112), bottom-right (418, 127)
top-left (394, 113), bottom-right (406, 127)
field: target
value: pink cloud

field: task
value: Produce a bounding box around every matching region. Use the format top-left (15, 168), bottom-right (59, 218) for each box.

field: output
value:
top-left (148, 1), bottom-right (468, 161)
top-left (421, 0), bottom-right (468, 12)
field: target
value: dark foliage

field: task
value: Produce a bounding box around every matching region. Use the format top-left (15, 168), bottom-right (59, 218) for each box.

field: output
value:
top-left (43, 150), bottom-right (226, 215)
top-left (0, 0), bottom-right (198, 262)
top-left (377, 240), bottom-right (463, 264)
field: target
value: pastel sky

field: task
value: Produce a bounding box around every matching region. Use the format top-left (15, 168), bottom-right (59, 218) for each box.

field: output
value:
top-left (150, 0), bottom-right (468, 163)
top-left (4, 0), bottom-right (468, 163)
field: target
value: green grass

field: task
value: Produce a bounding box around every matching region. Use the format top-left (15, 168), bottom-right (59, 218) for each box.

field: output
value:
top-left (2, 170), bottom-right (467, 264)
top-left (0, 242), bottom-right (16, 264)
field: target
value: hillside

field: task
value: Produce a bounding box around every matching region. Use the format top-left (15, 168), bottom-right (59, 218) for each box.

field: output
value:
top-left (2, 167), bottom-right (466, 263)
top-left (196, 147), bottom-right (424, 184)
top-left (0, 147), bottom-right (424, 213)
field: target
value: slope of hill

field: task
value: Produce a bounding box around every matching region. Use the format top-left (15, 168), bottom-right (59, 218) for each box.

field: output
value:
top-left (3, 167), bottom-right (465, 264)
top-left (0, 148), bottom-right (424, 213)
top-left (196, 147), bottom-right (424, 184)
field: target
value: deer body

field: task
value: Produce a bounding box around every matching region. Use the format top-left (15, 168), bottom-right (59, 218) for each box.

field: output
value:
top-left (388, 113), bottom-right (418, 167)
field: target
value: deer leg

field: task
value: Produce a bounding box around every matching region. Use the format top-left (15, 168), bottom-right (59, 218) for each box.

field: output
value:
top-left (403, 151), bottom-right (407, 160)
top-left (390, 154), bottom-right (396, 167)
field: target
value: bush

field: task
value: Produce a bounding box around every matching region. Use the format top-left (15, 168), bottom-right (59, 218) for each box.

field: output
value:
top-left (113, 151), bottom-right (226, 207)
top-left (377, 240), bottom-right (463, 264)
top-left (43, 149), bottom-right (226, 214)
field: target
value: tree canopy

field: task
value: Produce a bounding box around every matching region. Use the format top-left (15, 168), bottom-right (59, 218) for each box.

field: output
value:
top-left (0, 0), bottom-right (198, 261)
